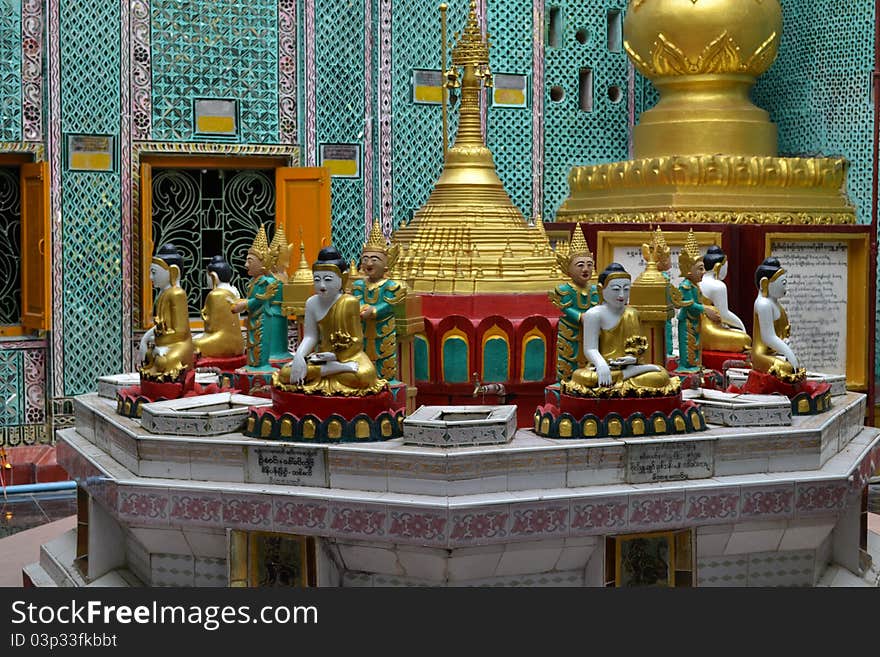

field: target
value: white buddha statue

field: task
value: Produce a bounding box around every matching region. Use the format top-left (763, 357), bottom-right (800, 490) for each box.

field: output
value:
top-left (751, 257), bottom-right (803, 382)
top-left (699, 245), bottom-right (751, 353)
top-left (275, 246), bottom-right (385, 395)
top-left (563, 263), bottom-right (678, 396)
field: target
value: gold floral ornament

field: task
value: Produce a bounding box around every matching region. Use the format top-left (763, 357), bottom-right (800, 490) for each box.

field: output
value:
top-left (641, 226), bottom-right (671, 265)
top-left (624, 335), bottom-right (649, 358)
top-left (677, 228), bottom-right (702, 275)
top-left (248, 224), bottom-right (276, 272)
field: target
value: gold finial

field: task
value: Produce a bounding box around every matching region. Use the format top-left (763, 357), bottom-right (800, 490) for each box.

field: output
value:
top-left (292, 229), bottom-right (311, 284)
top-left (452, 0), bottom-right (490, 69)
top-left (363, 219), bottom-right (389, 255)
top-left (641, 225), bottom-right (671, 266)
top-left (678, 228), bottom-right (702, 274)
top-left (269, 224), bottom-right (293, 281)
top-left (248, 224), bottom-right (274, 270)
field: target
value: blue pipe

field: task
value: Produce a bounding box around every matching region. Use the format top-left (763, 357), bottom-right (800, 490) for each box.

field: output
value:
top-left (1, 481), bottom-right (76, 495)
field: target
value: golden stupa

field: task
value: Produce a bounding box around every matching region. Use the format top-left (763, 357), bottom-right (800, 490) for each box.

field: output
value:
top-left (390, 1), bottom-right (561, 294)
top-left (557, 0), bottom-right (855, 225)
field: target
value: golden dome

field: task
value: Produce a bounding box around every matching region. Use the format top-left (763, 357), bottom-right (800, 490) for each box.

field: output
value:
top-left (624, 0), bottom-right (782, 80)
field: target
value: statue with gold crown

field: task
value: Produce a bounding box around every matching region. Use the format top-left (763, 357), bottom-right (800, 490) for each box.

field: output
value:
top-left (674, 230), bottom-right (723, 372)
top-left (138, 243), bottom-right (194, 382)
top-left (244, 245), bottom-right (404, 442)
top-left (231, 224), bottom-right (292, 374)
top-left (733, 257), bottom-right (832, 414)
top-left (549, 223), bottom-right (600, 381)
top-left (535, 263), bottom-right (705, 439)
top-left (192, 255), bottom-right (246, 368)
top-left (352, 220), bottom-right (406, 381)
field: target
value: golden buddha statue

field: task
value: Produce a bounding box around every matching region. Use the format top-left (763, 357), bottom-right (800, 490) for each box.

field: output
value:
top-left (274, 246), bottom-right (386, 396)
top-left (751, 257), bottom-right (805, 383)
top-left (193, 255), bottom-right (245, 359)
top-left (699, 246), bottom-right (752, 354)
top-left (563, 263), bottom-right (679, 397)
top-left (138, 243), bottom-right (194, 382)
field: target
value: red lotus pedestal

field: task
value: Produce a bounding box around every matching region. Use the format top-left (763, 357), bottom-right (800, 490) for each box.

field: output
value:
top-left (115, 371), bottom-right (235, 418)
top-left (245, 382), bottom-right (407, 442)
top-left (730, 369), bottom-right (832, 415)
top-left (534, 384), bottom-right (706, 439)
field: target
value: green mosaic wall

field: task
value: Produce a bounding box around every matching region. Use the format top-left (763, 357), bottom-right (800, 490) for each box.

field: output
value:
top-left (487, 0), bottom-right (533, 218)
top-left (390, 0), bottom-right (467, 230)
top-left (150, 0), bottom-right (279, 143)
top-left (0, 348), bottom-right (23, 425)
top-left (0, 0), bottom-right (21, 142)
top-left (315, 0), bottom-right (365, 260)
top-left (542, 0), bottom-right (630, 219)
top-left (60, 0), bottom-right (122, 395)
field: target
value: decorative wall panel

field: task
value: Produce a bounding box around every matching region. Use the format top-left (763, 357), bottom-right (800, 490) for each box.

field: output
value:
top-left (60, 0), bottom-right (122, 395)
top-left (150, 0), bottom-right (278, 143)
top-left (314, 0), bottom-right (366, 260)
top-left (0, 0), bottom-right (21, 142)
top-left (20, 0), bottom-right (41, 141)
top-left (542, 0), bottom-right (630, 219)
top-left (486, 0), bottom-right (532, 219)
top-left (0, 166), bottom-right (21, 325)
top-left (0, 339), bottom-right (46, 442)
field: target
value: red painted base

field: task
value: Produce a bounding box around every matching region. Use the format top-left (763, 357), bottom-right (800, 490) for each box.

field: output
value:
top-left (116, 371), bottom-right (235, 418)
top-left (194, 354), bottom-right (247, 371)
top-left (702, 350), bottom-right (750, 372)
top-left (730, 369), bottom-right (832, 415)
top-left (245, 385), bottom-right (406, 442)
top-left (535, 385), bottom-right (706, 438)
top-left (232, 369), bottom-right (274, 397)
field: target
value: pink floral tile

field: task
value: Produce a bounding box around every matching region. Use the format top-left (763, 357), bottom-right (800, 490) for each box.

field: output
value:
top-left (273, 497), bottom-right (328, 532)
top-left (795, 481), bottom-right (849, 516)
top-left (685, 488), bottom-right (740, 522)
top-left (570, 496), bottom-right (628, 535)
top-left (118, 486), bottom-right (169, 525)
top-left (223, 493), bottom-right (273, 530)
top-left (170, 492), bottom-right (223, 527)
top-left (328, 503), bottom-right (387, 539)
top-left (740, 485), bottom-right (794, 519)
top-left (508, 502), bottom-right (569, 539)
top-left (449, 506), bottom-right (510, 546)
top-left (850, 442), bottom-right (880, 493)
top-left (628, 493), bottom-right (685, 529)
top-left (387, 508), bottom-right (448, 546)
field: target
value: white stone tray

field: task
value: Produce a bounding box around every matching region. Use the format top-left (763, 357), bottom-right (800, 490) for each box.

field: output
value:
top-left (140, 392), bottom-right (272, 436)
top-left (97, 371), bottom-right (220, 399)
top-left (684, 388), bottom-right (792, 427)
top-left (403, 405), bottom-right (518, 447)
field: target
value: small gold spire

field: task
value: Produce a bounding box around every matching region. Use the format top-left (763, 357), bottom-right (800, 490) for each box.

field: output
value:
top-left (678, 228), bottom-right (702, 274)
top-left (292, 229), bottom-right (312, 284)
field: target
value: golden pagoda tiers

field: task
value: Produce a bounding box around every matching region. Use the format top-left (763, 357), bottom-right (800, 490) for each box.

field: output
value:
top-left (556, 0), bottom-right (856, 225)
top-left (389, 0), bottom-right (561, 293)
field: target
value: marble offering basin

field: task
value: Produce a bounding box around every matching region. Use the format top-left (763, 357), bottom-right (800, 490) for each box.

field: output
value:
top-left (684, 388), bottom-right (792, 427)
top-left (97, 372), bottom-right (220, 399)
top-left (403, 405), bottom-right (518, 447)
top-left (140, 393), bottom-right (272, 436)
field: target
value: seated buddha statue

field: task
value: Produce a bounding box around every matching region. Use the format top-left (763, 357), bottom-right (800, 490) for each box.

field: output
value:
top-left (562, 263), bottom-right (678, 397)
top-left (231, 224), bottom-right (291, 371)
top-left (193, 255), bottom-right (245, 359)
top-left (751, 257), bottom-right (804, 382)
top-left (138, 243), bottom-right (194, 382)
top-left (352, 220), bottom-right (406, 381)
top-left (549, 223), bottom-right (600, 381)
top-left (699, 246), bottom-right (751, 353)
top-left (275, 246), bottom-right (386, 396)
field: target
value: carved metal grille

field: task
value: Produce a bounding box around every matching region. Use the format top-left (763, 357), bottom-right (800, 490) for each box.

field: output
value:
top-left (632, 72), bottom-right (658, 120)
top-left (151, 168), bottom-right (275, 316)
top-left (0, 348), bottom-right (22, 426)
top-left (542, 0), bottom-right (630, 219)
top-left (150, 0), bottom-right (278, 143)
top-left (390, 0), bottom-right (466, 230)
top-left (0, 0), bottom-right (20, 142)
top-left (486, 0), bottom-right (533, 218)
top-left (0, 166), bottom-right (20, 325)
top-left (59, 0), bottom-right (122, 395)
top-left (314, 0), bottom-right (366, 260)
